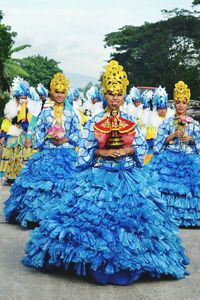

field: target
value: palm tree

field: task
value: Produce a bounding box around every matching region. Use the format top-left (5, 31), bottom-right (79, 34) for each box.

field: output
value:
top-left (4, 44), bottom-right (31, 90)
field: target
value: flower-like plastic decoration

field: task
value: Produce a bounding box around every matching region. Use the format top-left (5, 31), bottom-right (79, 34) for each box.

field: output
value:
top-left (46, 124), bottom-right (65, 140)
top-left (173, 81), bottom-right (191, 103)
top-left (30, 86), bottom-right (40, 102)
top-left (102, 60), bottom-right (129, 96)
top-left (86, 86), bottom-right (100, 101)
top-left (11, 76), bottom-right (30, 99)
top-left (141, 90), bottom-right (155, 109)
top-left (73, 88), bottom-right (80, 98)
top-left (128, 86), bottom-right (141, 102)
top-left (36, 83), bottom-right (48, 98)
top-left (154, 86), bottom-right (168, 109)
top-left (178, 115), bottom-right (193, 126)
top-left (50, 73), bottom-right (70, 96)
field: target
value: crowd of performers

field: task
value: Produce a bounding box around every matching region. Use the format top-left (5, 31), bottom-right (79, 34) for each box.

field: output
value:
top-left (0, 60), bottom-right (199, 285)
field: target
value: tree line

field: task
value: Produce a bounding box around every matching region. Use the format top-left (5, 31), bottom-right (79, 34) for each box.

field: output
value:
top-left (0, 0), bottom-right (200, 117)
top-left (104, 1), bottom-right (200, 99)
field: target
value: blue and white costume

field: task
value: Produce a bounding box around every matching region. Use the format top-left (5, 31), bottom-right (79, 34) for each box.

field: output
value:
top-left (124, 86), bottom-right (143, 120)
top-left (22, 110), bottom-right (189, 284)
top-left (4, 74), bottom-right (80, 227)
top-left (84, 86), bottom-right (104, 119)
top-left (146, 115), bottom-right (200, 227)
top-left (22, 61), bottom-right (189, 285)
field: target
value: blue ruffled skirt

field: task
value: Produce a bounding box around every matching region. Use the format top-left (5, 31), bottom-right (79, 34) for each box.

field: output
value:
top-left (4, 148), bottom-right (77, 227)
top-left (22, 165), bottom-right (189, 285)
top-left (146, 149), bottom-right (200, 227)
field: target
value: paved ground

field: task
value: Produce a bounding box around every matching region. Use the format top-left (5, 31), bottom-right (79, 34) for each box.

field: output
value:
top-left (0, 184), bottom-right (199, 300)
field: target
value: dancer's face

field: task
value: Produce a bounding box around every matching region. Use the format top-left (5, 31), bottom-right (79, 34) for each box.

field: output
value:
top-left (54, 91), bottom-right (65, 104)
top-left (18, 96), bottom-right (27, 105)
top-left (134, 100), bottom-right (141, 107)
top-left (157, 108), bottom-right (167, 118)
top-left (105, 92), bottom-right (124, 110)
top-left (175, 99), bottom-right (188, 115)
top-left (92, 98), bottom-right (98, 104)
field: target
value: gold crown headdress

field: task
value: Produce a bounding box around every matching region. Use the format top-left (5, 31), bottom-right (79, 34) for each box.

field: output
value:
top-left (50, 73), bottom-right (70, 95)
top-left (102, 60), bottom-right (129, 96)
top-left (173, 81), bottom-right (191, 103)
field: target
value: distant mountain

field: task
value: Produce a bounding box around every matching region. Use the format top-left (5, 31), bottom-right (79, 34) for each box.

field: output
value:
top-left (65, 72), bottom-right (98, 89)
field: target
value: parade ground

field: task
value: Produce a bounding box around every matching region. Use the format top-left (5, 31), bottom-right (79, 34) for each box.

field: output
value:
top-left (0, 184), bottom-right (199, 300)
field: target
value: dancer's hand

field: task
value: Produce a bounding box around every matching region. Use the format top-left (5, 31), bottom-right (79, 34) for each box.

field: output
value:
top-left (0, 137), bottom-right (5, 145)
top-left (24, 138), bottom-right (31, 149)
top-left (166, 130), bottom-right (183, 143)
top-left (52, 137), bottom-right (69, 145)
top-left (95, 148), bottom-right (134, 158)
top-left (107, 149), bottom-right (122, 158)
top-left (115, 148), bottom-right (134, 157)
top-left (94, 149), bottom-right (119, 157)
top-left (181, 134), bottom-right (194, 143)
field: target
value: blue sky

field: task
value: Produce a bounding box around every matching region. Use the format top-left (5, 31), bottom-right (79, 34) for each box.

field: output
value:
top-left (0, 0), bottom-right (194, 78)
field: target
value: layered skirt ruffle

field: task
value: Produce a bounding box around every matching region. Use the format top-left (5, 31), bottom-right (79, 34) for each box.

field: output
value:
top-left (146, 149), bottom-right (200, 227)
top-left (4, 148), bottom-right (77, 227)
top-left (22, 165), bottom-right (189, 285)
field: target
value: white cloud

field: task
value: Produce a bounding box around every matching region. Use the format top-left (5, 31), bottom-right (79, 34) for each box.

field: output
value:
top-left (0, 0), bottom-right (192, 77)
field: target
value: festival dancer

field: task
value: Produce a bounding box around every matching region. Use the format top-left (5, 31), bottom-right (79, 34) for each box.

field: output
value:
top-left (71, 88), bottom-right (87, 128)
top-left (22, 61), bottom-right (189, 285)
top-left (84, 86), bottom-right (103, 118)
top-left (4, 73), bottom-right (80, 228)
top-left (0, 77), bottom-right (38, 184)
top-left (146, 81), bottom-right (200, 227)
top-left (125, 86), bottom-right (143, 121)
top-left (143, 86), bottom-right (174, 164)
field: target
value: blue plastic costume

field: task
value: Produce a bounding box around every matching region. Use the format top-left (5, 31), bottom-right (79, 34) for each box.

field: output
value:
top-left (22, 109), bottom-right (189, 284)
top-left (147, 115), bottom-right (200, 227)
top-left (36, 83), bottom-right (49, 110)
top-left (4, 102), bottom-right (80, 227)
top-left (4, 73), bottom-right (80, 227)
top-left (22, 62), bottom-right (189, 285)
top-left (146, 81), bottom-right (200, 227)
top-left (84, 86), bottom-right (103, 119)
top-left (122, 86), bottom-right (143, 121)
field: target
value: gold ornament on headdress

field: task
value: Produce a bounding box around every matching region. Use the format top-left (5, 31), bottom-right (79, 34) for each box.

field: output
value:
top-left (102, 60), bottom-right (129, 96)
top-left (50, 73), bottom-right (70, 95)
top-left (173, 81), bottom-right (191, 103)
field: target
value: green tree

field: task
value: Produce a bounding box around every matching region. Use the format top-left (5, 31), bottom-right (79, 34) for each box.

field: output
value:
top-left (0, 10), bottom-right (16, 91)
top-left (104, 9), bottom-right (200, 99)
top-left (4, 44), bottom-right (31, 87)
top-left (0, 90), bottom-right (9, 119)
top-left (193, 0), bottom-right (200, 5)
top-left (20, 55), bottom-right (62, 88)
